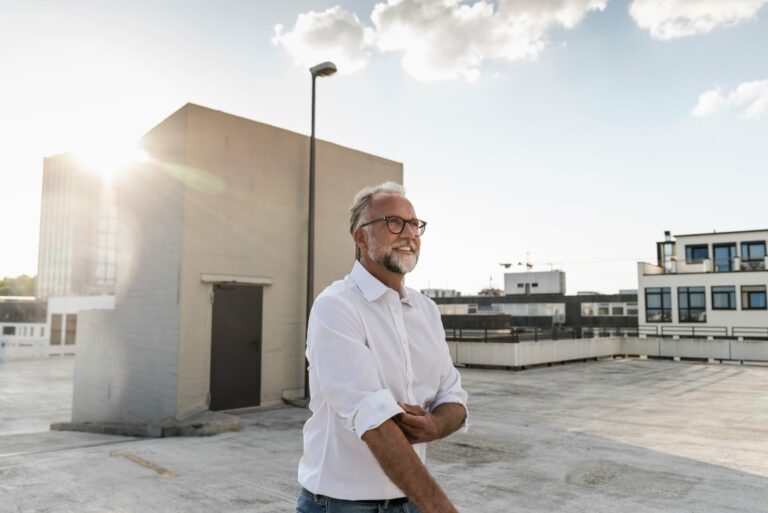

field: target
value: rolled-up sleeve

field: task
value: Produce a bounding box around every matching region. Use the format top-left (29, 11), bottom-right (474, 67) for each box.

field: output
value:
top-left (427, 302), bottom-right (469, 432)
top-left (308, 296), bottom-right (404, 438)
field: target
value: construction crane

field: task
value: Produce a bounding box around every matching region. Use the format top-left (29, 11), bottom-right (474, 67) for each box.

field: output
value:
top-left (501, 256), bottom-right (643, 271)
top-left (500, 252), bottom-right (533, 270)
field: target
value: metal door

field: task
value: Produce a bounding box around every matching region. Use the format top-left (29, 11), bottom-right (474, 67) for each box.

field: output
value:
top-left (210, 284), bottom-right (262, 410)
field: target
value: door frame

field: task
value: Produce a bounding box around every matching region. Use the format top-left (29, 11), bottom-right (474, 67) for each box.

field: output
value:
top-left (201, 273), bottom-right (272, 411)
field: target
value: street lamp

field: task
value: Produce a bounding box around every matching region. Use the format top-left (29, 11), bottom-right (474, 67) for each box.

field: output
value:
top-left (305, 61), bottom-right (337, 401)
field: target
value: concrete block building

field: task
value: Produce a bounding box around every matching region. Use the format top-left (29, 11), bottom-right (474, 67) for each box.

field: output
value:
top-left (72, 103), bottom-right (402, 426)
top-left (504, 270), bottom-right (566, 296)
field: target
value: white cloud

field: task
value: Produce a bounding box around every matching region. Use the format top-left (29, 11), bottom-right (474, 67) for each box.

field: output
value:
top-left (371, 0), bottom-right (608, 82)
top-left (272, 1), bottom-right (607, 82)
top-left (272, 6), bottom-right (374, 74)
top-left (629, 0), bottom-right (768, 40)
top-left (692, 80), bottom-right (768, 119)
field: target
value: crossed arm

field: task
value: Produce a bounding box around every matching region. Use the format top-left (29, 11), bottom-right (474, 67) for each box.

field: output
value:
top-left (361, 402), bottom-right (467, 513)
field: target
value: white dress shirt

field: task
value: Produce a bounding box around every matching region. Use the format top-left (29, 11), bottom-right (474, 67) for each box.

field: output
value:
top-left (297, 261), bottom-right (469, 500)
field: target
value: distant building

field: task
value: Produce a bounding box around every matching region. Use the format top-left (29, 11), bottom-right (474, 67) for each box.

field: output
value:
top-left (45, 296), bottom-right (115, 357)
top-left (504, 270), bottom-right (565, 295)
top-left (433, 272), bottom-right (637, 332)
top-left (638, 229), bottom-right (768, 338)
top-left (421, 288), bottom-right (461, 298)
top-left (36, 154), bottom-right (117, 299)
top-left (0, 297), bottom-right (47, 360)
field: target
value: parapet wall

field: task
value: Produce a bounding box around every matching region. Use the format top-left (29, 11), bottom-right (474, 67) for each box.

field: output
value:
top-left (448, 337), bottom-right (768, 368)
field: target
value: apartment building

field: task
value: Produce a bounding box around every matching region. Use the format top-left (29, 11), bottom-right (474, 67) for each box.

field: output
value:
top-left (0, 297), bottom-right (47, 360)
top-left (638, 229), bottom-right (768, 338)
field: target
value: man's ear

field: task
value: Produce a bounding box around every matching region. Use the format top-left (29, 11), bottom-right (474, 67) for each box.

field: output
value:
top-left (354, 227), bottom-right (365, 247)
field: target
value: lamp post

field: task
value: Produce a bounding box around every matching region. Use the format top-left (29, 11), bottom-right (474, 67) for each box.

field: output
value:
top-left (305, 61), bottom-right (337, 401)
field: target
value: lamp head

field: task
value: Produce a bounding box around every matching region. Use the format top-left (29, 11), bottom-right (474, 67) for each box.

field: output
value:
top-left (310, 61), bottom-right (337, 77)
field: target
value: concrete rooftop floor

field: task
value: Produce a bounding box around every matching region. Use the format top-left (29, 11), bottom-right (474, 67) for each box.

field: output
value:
top-left (1, 356), bottom-right (767, 512)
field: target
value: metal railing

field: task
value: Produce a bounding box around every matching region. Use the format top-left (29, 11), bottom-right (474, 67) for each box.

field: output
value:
top-left (445, 326), bottom-right (638, 343)
top-left (660, 325), bottom-right (728, 338)
top-left (638, 325), bottom-right (768, 340)
top-left (445, 325), bottom-right (768, 343)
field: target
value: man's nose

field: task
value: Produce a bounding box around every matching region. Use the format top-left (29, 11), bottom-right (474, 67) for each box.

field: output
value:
top-left (400, 221), bottom-right (419, 238)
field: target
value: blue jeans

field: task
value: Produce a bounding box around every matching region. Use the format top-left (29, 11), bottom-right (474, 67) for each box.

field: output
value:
top-left (296, 488), bottom-right (423, 513)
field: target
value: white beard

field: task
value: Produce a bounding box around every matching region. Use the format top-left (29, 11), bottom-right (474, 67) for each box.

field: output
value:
top-left (368, 241), bottom-right (419, 274)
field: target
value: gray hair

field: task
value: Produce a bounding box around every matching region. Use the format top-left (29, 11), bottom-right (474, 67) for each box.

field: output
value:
top-left (349, 181), bottom-right (406, 259)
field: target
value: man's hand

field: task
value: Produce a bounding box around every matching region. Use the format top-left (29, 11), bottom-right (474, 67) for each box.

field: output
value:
top-left (394, 402), bottom-right (467, 444)
top-left (394, 402), bottom-right (445, 444)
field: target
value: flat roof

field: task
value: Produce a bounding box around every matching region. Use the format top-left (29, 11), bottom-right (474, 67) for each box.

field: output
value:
top-left (674, 228), bottom-right (768, 238)
top-left (2, 358), bottom-right (767, 511)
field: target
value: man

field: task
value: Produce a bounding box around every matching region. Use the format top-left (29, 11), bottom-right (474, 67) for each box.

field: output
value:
top-left (297, 182), bottom-right (468, 513)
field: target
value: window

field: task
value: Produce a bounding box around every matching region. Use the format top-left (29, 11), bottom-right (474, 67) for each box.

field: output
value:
top-left (645, 287), bottom-right (671, 322)
top-left (598, 303), bottom-right (610, 316)
top-left (626, 303), bottom-right (638, 316)
top-left (611, 305), bottom-right (625, 315)
top-left (741, 241), bottom-right (766, 261)
top-left (50, 314), bottom-right (62, 345)
top-left (712, 286), bottom-right (736, 310)
top-left (2, 326), bottom-right (16, 335)
top-left (713, 243), bottom-right (736, 272)
top-left (678, 287), bottom-right (706, 322)
top-left (741, 286), bottom-right (767, 310)
top-left (685, 244), bottom-right (708, 263)
top-left (65, 314), bottom-right (77, 344)
top-left (581, 303), bottom-right (594, 316)
top-left (41, 327), bottom-right (45, 337)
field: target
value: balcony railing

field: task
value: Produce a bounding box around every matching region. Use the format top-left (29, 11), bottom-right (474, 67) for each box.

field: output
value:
top-left (642, 256), bottom-right (768, 275)
top-left (444, 326), bottom-right (639, 343)
top-left (639, 325), bottom-right (768, 340)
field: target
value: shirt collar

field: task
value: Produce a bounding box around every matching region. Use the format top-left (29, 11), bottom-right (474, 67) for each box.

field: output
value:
top-left (351, 260), bottom-right (412, 306)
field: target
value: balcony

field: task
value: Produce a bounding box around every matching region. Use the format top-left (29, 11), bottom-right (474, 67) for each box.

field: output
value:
top-left (641, 256), bottom-right (768, 275)
top-left (740, 259), bottom-right (766, 271)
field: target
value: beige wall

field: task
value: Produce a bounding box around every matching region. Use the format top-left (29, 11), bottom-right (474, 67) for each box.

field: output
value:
top-left (72, 103), bottom-right (402, 423)
top-left (174, 105), bottom-right (402, 414)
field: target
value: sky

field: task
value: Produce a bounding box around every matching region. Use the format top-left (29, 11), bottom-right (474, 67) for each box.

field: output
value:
top-left (1, 0), bottom-right (766, 295)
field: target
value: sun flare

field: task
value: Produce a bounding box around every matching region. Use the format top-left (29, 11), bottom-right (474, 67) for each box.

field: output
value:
top-left (73, 144), bottom-right (149, 182)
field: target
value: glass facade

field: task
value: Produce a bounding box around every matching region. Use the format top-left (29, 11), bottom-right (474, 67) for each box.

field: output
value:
top-left (741, 286), bottom-right (767, 310)
top-left (742, 241), bottom-right (766, 261)
top-left (645, 287), bottom-right (671, 322)
top-left (712, 286), bottom-right (736, 310)
top-left (65, 314), bottom-right (77, 345)
top-left (685, 244), bottom-right (708, 263)
top-left (678, 287), bottom-right (706, 322)
top-left (50, 314), bottom-right (63, 345)
top-left (713, 244), bottom-right (736, 272)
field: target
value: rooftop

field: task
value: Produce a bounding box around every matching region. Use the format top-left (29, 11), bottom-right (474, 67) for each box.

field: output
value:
top-left (2, 357), bottom-right (767, 512)
top-left (673, 228), bottom-right (768, 238)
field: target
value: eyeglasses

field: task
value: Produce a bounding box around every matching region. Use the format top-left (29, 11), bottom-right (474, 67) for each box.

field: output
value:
top-left (358, 216), bottom-right (427, 236)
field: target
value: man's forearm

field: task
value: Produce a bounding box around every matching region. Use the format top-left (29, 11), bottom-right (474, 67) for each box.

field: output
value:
top-left (362, 419), bottom-right (459, 513)
top-left (432, 402), bottom-right (467, 439)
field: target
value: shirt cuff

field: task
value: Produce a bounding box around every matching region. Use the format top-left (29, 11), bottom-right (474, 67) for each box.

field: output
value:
top-left (352, 389), bottom-right (404, 439)
top-left (430, 397), bottom-right (470, 433)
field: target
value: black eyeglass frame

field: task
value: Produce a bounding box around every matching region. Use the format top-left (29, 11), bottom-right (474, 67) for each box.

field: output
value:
top-left (358, 216), bottom-right (427, 236)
